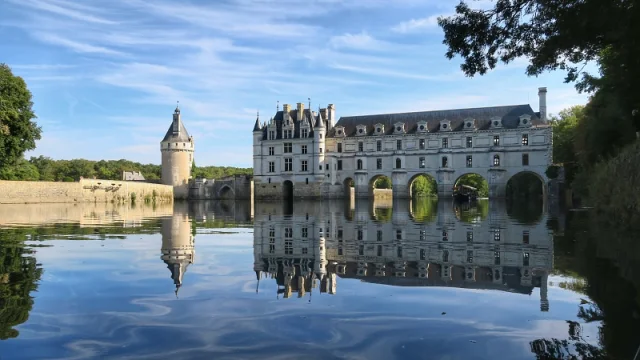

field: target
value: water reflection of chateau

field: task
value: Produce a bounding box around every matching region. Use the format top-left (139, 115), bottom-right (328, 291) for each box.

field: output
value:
top-left (254, 200), bottom-right (552, 311)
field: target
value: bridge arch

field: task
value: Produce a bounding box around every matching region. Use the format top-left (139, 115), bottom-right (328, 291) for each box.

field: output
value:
top-left (217, 184), bottom-right (235, 199)
top-left (368, 174), bottom-right (392, 198)
top-left (453, 172), bottom-right (489, 199)
top-left (343, 177), bottom-right (354, 198)
top-left (506, 170), bottom-right (547, 201)
top-left (408, 173), bottom-right (438, 198)
top-left (282, 180), bottom-right (294, 199)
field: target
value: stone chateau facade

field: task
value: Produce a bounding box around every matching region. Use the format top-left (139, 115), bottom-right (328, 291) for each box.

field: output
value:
top-left (253, 88), bottom-right (553, 200)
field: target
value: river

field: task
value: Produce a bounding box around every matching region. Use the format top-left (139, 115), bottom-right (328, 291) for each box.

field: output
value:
top-left (0, 199), bottom-right (637, 359)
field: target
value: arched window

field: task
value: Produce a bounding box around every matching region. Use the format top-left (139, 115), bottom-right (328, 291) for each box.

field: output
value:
top-left (494, 270), bottom-right (501, 281)
top-left (441, 157), bottom-right (448, 168)
top-left (493, 155), bottom-right (500, 166)
top-left (395, 158), bottom-right (402, 169)
top-left (357, 159), bottom-right (363, 170)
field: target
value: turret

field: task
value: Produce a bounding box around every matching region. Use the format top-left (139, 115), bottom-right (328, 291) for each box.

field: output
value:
top-left (161, 104), bottom-right (194, 199)
top-left (253, 112), bottom-right (263, 177)
top-left (314, 107), bottom-right (326, 181)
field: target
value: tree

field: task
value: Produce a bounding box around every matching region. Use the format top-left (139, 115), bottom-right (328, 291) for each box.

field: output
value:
top-left (0, 158), bottom-right (39, 181)
top-left (456, 174), bottom-right (488, 197)
top-left (0, 64), bottom-right (42, 171)
top-left (411, 175), bottom-right (437, 197)
top-left (437, 0), bottom-right (640, 130)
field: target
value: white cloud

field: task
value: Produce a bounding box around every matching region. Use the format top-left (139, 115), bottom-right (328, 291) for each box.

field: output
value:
top-left (34, 33), bottom-right (126, 56)
top-left (7, 0), bottom-right (116, 25)
top-left (391, 15), bottom-right (442, 33)
top-left (329, 32), bottom-right (386, 50)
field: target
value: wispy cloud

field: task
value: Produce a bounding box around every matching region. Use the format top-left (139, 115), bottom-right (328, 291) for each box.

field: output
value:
top-left (34, 32), bottom-right (126, 56)
top-left (329, 32), bottom-right (388, 51)
top-left (7, 0), bottom-right (116, 25)
top-left (391, 15), bottom-right (443, 33)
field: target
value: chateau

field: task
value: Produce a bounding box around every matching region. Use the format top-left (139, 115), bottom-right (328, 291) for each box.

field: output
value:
top-left (252, 87), bottom-right (553, 200)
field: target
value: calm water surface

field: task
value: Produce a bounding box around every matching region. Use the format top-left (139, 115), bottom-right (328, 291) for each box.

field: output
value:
top-left (0, 199), bottom-right (638, 359)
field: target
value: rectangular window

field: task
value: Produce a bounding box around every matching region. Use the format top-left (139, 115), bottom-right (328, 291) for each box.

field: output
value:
top-left (493, 135), bottom-right (500, 146)
top-left (357, 229), bottom-right (363, 240)
top-left (467, 250), bottom-right (474, 263)
top-left (337, 160), bottom-right (343, 170)
top-left (358, 141), bottom-right (364, 152)
top-left (494, 229), bottom-right (501, 241)
top-left (319, 165), bottom-right (322, 170)
top-left (337, 143), bottom-right (343, 153)
top-left (284, 143), bottom-right (292, 153)
top-left (285, 239), bottom-right (293, 255)
top-left (442, 138), bottom-right (448, 148)
top-left (466, 155), bottom-right (472, 168)
top-left (269, 228), bottom-right (275, 253)
top-left (376, 158), bottom-right (382, 169)
top-left (338, 229), bottom-right (343, 239)
top-left (522, 153), bottom-right (529, 166)
top-left (283, 129), bottom-right (292, 139)
top-left (302, 227), bottom-right (308, 238)
top-left (523, 231), bottom-right (529, 244)
top-left (419, 157), bottom-right (425, 168)
top-left (325, 164), bottom-right (329, 170)
top-left (302, 128), bottom-right (308, 138)
top-left (467, 231), bottom-right (473, 242)
top-left (466, 136), bottom-right (473, 148)
top-left (419, 139), bottom-right (425, 149)
top-left (396, 140), bottom-right (402, 150)
top-left (397, 246), bottom-right (403, 258)
top-left (319, 134), bottom-right (323, 139)
top-left (420, 249), bottom-right (426, 260)
top-left (493, 155), bottom-right (500, 166)
top-left (359, 245), bottom-right (364, 256)
top-left (268, 162), bottom-right (275, 173)
top-left (302, 247), bottom-right (308, 255)
top-left (377, 140), bottom-right (382, 151)
top-left (396, 229), bottom-right (402, 240)
top-left (523, 252), bottom-right (530, 266)
top-left (284, 158), bottom-right (292, 172)
top-left (377, 245), bottom-right (382, 256)
top-left (285, 227), bottom-right (293, 238)
top-left (301, 160), bottom-right (308, 172)
top-left (268, 146), bottom-right (274, 156)
top-left (269, 131), bottom-right (275, 140)
top-left (377, 230), bottom-right (383, 241)
top-left (301, 145), bottom-right (307, 154)
top-left (442, 230), bottom-right (448, 241)
top-left (441, 157), bottom-right (448, 168)
top-left (522, 134), bottom-right (529, 146)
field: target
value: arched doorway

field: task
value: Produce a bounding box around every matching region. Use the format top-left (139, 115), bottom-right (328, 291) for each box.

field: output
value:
top-left (408, 173), bottom-right (438, 198)
top-left (453, 173), bottom-right (489, 200)
top-left (369, 175), bottom-right (392, 199)
top-left (282, 180), bottom-right (294, 199)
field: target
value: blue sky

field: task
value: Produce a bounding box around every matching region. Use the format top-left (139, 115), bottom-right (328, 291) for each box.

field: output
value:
top-left (1, 0), bottom-right (590, 167)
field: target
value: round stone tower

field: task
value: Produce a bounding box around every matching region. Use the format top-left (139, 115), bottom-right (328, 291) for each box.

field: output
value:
top-left (161, 105), bottom-right (194, 199)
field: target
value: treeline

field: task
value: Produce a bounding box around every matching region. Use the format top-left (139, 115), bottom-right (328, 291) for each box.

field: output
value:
top-left (0, 156), bottom-right (252, 182)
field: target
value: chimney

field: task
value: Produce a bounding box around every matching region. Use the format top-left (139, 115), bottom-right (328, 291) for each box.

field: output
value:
top-left (328, 104), bottom-right (336, 129)
top-left (296, 102), bottom-right (304, 121)
top-left (538, 87), bottom-right (547, 122)
top-left (282, 104), bottom-right (291, 123)
top-left (320, 108), bottom-right (327, 121)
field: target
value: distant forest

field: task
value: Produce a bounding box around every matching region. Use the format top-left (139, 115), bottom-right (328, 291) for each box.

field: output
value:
top-left (0, 156), bottom-right (252, 182)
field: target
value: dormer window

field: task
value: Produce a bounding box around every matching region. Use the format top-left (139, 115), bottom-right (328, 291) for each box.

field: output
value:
top-left (374, 123), bottom-right (385, 135)
top-left (464, 118), bottom-right (476, 131)
top-left (490, 117), bottom-right (503, 128)
top-left (335, 126), bottom-right (346, 137)
top-left (356, 124), bottom-right (367, 136)
top-left (518, 114), bottom-right (532, 127)
top-left (394, 122), bottom-right (405, 134)
top-left (440, 120), bottom-right (452, 132)
top-left (417, 121), bottom-right (428, 133)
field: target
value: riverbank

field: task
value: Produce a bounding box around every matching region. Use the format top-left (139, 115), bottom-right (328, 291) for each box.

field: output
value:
top-left (0, 179), bottom-right (173, 204)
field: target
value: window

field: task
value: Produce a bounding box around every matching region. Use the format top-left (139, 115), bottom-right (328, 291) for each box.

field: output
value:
top-left (377, 140), bottom-right (382, 151)
top-left (396, 229), bottom-right (402, 240)
top-left (466, 136), bottom-right (473, 148)
top-left (494, 229), bottom-right (500, 241)
top-left (302, 128), bottom-right (308, 138)
top-left (523, 252), bottom-right (530, 266)
top-left (301, 145), bottom-right (307, 154)
top-left (283, 129), bottom-right (292, 139)
top-left (358, 141), bottom-right (363, 152)
top-left (442, 138), bottom-right (448, 148)
top-left (522, 134), bottom-right (529, 146)
top-left (397, 247), bottom-right (403, 258)
top-left (337, 160), bottom-right (343, 170)
top-left (442, 230), bottom-right (448, 241)
top-left (325, 164), bottom-right (329, 170)
top-left (284, 143), bottom-right (292, 153)
top-left (442, 250), bottom-right (449, 262)
top-left (302, 247), bottom-right (308, 255)
top-left (268, 146), bottom-right (274, 156)
top-left (319, 134), bottom-right (323, 139)
top-left (359, 245), bottom-right (364, 256)
top-left (493, 155), bottom-right (500, 166)
top-left (337, 143), bottom-right (343, 153)
top-left (285, 239), bottom-right (293, 255)
top-left (319, 165), bottom-right (322, 170)
top-left (494, 250), bottom-right (501, 265)
top-left (306, 178), bottom-right (308, 184)
top-left (420, 249), bottom-right (426, 260)
top-left (357, 229), bottom-right (363, 240)
top-left (377, 245), bottom-right (382, 257)
top-left (269, 228), bottom-right (275, 253)
top-left (467, 231), bottom-right (473, 242)
top-left (419, 157), bottom-right (425, 168)
top-left (338, 229), bottom-right (343, 239)
top-left (466, 155), bottom-right (472, 168)
top-left (493, 135), bottom-right (500, 146)
top-left (357, 159), bottom-right (363, 170)
top-left (269, 130), bottom-right (275, 140)
top-left (441, 157), bottom-right (448, 168)
top-left (377, 230), bottom-right (383, 241)
top-left (268, 178), bottom-right (271, 183)
top-left (523, 231), bottom-right (529, 244)
top-left (522, 153), bottom-right (529, 166)
top-left (268, 162), bottom-right (275, 173)
top-left (319, 147), bottom-right (323, 153)
top-left (396, 140), bottom-right (402, 150)
top-left (467, 250), bottom-right (474, 263)
top-left (302, 227), bottom-right (308, 238)
top-left (338, 247), bottom-right (343, 256)
top-left (395, 158), bottom-right (402, 169)
top-left (284, 158), bottom-right (292, 172)
top-left (376, 158), bottom-right (382, 169)
top-left (419, 139), bottom-right (425, 150)
top-left (301, 160), bottom-right (308, 172)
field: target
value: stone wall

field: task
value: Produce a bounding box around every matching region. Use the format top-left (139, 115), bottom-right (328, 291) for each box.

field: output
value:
top-left (0, 179), bottom-right (173, 204)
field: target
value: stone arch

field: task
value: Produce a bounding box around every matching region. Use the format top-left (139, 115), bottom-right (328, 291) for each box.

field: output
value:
top-left (282, 180), bottom-right (294, 199)
top-left (407, 173), bottom-right (438, 198)
top-left (506, 170), bottom-right (547, 204)
top-left (343, 177), bottom-right (355, 198)
top-left (453, 172), bottom-right (489, 199)
top-left (368, 174), bottom-right (392, 198)
top-left (217, 184), bottom-right (235, 199)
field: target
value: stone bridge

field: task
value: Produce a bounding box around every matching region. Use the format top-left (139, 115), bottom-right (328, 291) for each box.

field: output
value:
top-left (188, 175), bottom-right (253, 200)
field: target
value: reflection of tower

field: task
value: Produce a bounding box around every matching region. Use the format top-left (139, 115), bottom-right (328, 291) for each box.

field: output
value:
top-left (161, 205), bottom-right (195, 296)
top-left (540, 272), bottom-right (549, 312)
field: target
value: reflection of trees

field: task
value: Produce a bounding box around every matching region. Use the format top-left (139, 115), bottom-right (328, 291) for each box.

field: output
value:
top-left (0, 244), bottom-right (42, 340)
top-left (506, 198), bottom-right (543, 224)
top-left (373, 207), bottom-right (392, 222)
top-left (531, 211), bottom-right (640, 359)
top-left (453, 200), bottom-right (488, 223)
top-left (411, 198), bottom-right (437, 222)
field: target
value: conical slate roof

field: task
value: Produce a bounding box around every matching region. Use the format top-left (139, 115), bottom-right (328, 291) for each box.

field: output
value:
top-left (162, 107), bottom-right (191, 142)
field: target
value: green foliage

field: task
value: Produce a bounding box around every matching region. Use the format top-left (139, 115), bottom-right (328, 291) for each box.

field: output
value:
top-left (455, 174), bottom-right (488, 197)
top-left (0, 158), bottom-right (39, 181)
top-left (0, 64), bottom-right (42, 172)
top-left (372, 176), bottom-right (392, 189)
top-left (411, 175), bottom-right (437, 197)
top-left (411, 197), bottom-right (437, 222)
top-left (545, 165), bottom-right (559, 179)
top-left (550, 106), bottom-right (584, 182)
top-left (192, 165), bottom-right (252, 180)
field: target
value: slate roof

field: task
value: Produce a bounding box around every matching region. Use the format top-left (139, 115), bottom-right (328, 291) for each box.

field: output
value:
top-left (162, 118), bottom-right (191, 142)
top-left (329, 104), bottom-right (542, 137)
top-left (259, 108), bottom-right (325, 140)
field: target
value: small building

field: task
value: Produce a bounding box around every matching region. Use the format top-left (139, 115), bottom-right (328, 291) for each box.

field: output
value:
top-left (122, 171), bottom-right (146, 181)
